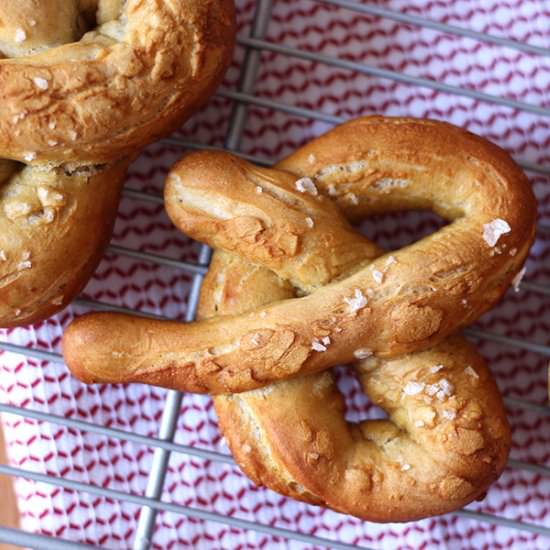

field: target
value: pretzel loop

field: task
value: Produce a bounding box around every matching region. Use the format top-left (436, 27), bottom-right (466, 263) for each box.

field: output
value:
top-left (63, 118), bottom-right (537, 393)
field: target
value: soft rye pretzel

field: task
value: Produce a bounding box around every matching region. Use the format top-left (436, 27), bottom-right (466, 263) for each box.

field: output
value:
top-left (63, 117), bottom-right (537, 394)
top-left (0, 0), bottom-right (235, 327)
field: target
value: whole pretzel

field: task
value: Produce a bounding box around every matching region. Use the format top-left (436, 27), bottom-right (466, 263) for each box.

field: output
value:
top-left (64, 117), bottom-right (537, 394)
top-left (0, 0), bottom-right (235, 327)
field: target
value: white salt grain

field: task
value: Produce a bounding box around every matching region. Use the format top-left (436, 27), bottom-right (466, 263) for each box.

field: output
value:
top-left (483, 218), bottom-right (511, 247)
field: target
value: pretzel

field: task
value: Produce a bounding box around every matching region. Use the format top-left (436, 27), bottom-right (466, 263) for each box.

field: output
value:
top-left (0, 0), bottom-right (235, 327)
top-left (63, 117), bottom-right (537, 395)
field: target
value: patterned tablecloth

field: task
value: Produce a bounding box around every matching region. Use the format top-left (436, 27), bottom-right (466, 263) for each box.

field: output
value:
top-left (1, 1), bottom-right (549, 548)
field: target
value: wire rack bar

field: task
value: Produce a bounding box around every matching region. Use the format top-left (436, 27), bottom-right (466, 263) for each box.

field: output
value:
top-left (0, 465), bottom-right (365, 550)
top-left (0, 401), bottom-right (548, 478)
top-left (159, 135), bottom-right (550, 178)
top-left (455, 510), bottom-right (550, 537)
top-left (0, 527), bottom-right (102, 550)
top-left (316, 0), bottom-right (550, 56)
top-left (236, 36), bottom-right (550, 119)
top-left (465, 328), bottom-right (550, 358)
top-left (132, 246), bottom-right (211, 550)
top-left (106, 244), bottom-right (208, 276)
top-left (2, 462), bottom-right (549, 543)
top-left (132, 3), bottom-right (275, 549)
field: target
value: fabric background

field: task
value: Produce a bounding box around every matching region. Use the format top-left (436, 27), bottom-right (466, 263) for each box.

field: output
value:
top-left (1, 1), bottom-right (549, 548)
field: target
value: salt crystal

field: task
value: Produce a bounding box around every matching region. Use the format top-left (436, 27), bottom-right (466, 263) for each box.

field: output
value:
top-left (15, 28), bottom-right (26, 43)
top-left (482, 218), bottom-right (511, 247)
top-left (372, 270), bottom-right (384, 284)
top-left (295, 177), bottom-right (318, 196)
top-left (442, 409), bottom-right (456, 420)
top-left (305, 217), bottom-right (314, 228)
top-left (512, 267), bottom-right (526, 292)
top-left (343, 288), bottom-right (368, 314)
top-left (403, 381), bottom-right (425, 396)
top-left (311, 339), bottom-right (327, 352)
top-left (33, 77), bottom-right (49, 90)
top-left (464, 366), bottom-right (479, 380)
top-left (354, 348), bottom-right (372, 360)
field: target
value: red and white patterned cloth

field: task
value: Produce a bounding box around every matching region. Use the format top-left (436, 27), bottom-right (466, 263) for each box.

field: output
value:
top-left (1, 1), bottom-right (549, 548)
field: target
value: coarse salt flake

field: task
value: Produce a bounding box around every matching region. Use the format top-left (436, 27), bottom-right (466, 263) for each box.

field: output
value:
top-left (17, 260), bottom-right (32, 271)
top-left (464, 366), bottom-right (479, 379)
top-left (15, 29), bottom-right (26, 43)
top-left (295, 177), bottom-right (318, 196)
top-left (321, 336), bottom-right (331, 346)
top-left (372, 270), bottom-right (384, 284)
top-left (23, 151), bottom-right (36, 162)
top-left (347, 193), bottom-right (359, 205)
top-left (512, 267), bottom-right (526, 292)
top-left (255, 186), bottom-right (263, 194)
top-left (344, 288), bottom-right (368, 314)
top-left (430, 364), bottom-right (444, 374)
top-left (305, 216), bottom-right (314, 228)
top-left (0, 250), bottom-right (6, 261)
top-left (483, 218), bottom-right (511, 247)
top-left (311, 339), bottom-right (327, 352)
top-left (403, 381), bottom-right (425, 396)
top-left (401, 463), bottom-right (411, 471)
top-left (354, 348), bottom-right (372, 360)
top-left (307, 153), bottom-right (316, 164)
top-left (33, 77), bottom-right (49, 90)
top-left (442, 409), bottom-right (456, 420)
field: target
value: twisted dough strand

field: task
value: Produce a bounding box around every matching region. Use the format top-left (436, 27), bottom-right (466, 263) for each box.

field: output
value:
top-left (63, 118), bottom-right (537, 393)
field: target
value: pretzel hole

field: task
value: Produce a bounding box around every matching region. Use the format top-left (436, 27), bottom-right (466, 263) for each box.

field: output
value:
top-left (358, 210), bottom-right (447, 251)
top-left (334, 365), bottom-right (386, 424)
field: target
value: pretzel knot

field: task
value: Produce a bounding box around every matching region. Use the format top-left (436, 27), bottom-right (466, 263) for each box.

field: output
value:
top-left (0, 0), bottom-right (235, 327)
top-left (64, 117), bottom-right (536, 520)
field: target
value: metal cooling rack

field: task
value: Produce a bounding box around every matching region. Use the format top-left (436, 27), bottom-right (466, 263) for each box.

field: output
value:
top-left (1, 1), bottom-right (550, 548)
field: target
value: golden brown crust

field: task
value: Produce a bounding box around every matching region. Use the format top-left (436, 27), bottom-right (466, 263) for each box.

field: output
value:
top-left (0, 159), bottom-right (128, 327)
top-left (0, 0), bottom-right (236, 327)
top-left (63, 117), bottom-right (537, 392)
top-left (0, 0), bottom-right (236, 164)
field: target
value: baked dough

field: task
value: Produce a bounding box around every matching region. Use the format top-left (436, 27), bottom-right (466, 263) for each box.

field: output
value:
top-left (63, 117), bottom-right (537, 394)
top-left (0, 0), bottom-right (235, 327)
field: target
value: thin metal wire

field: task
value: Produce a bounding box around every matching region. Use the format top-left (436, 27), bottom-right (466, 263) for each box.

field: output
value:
top-left (236, 36), bottom-right (550, 119)
top-left (1, 1), bottom-right (549, 547)
top-left (0, 465), bottom-right (365, 550)
top-left (316, 0), bottom-right (550, 57)
top-left (0, 401), bottom-right (548, 478)
top-left (0, 528), bottom-right (102, 550)
top-left (106, 244), bottom-right (208, 276)
top-left (3, 463), bottom-right (550, 542)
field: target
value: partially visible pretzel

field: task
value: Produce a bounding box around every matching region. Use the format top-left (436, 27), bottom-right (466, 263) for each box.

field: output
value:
top-left (0, 0), bottom-right (235, 164)
top-left (63, 117), bottom-right (537, 394)
top-left (0, 0), bottom-right (235, 327)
